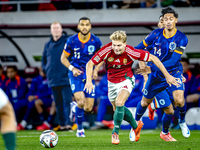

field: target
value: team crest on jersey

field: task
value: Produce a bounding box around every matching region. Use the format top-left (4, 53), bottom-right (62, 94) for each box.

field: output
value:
top-left (108, 57), bottom-right (114, 62)
top-left (88, 45), bottom-right (95, 55)
top-left (94, 55), bottom-right (100, 62)
top-left (169, 42), bottom-right (177, 52)
top-left (123, 59), bottom-right (127, 65)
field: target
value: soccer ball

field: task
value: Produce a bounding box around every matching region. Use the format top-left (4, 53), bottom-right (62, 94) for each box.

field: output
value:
top-left (40, 130), bottom-right (58, 148)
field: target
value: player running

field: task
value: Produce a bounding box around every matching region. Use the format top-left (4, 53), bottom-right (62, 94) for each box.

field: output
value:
top-left (61, 17), bottom-right (102, 137)
top-left (135, 7), bottom-right (190, 140)
top-left (84, 30), bottom-right (179, 145)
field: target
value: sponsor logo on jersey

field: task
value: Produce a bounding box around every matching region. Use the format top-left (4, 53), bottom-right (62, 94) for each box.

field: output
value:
top-left (74, 48), bottom-right (80, 51)
top-left (88, 45), bottom-right (95, 54)
top-left (123, 59), bottom-right (127, 65)
top-left (94, 55), bottom-right (100, 62)
top-left (169, 42), bottom-right (177, 52)
top-left (108, 57), bottom-right (114, 62)
top-left (114, 59), bottom-right (120, 63)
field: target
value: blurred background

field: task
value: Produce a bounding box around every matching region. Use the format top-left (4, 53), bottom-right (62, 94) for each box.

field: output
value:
top-left (0, 0), bottom-right (200, 131)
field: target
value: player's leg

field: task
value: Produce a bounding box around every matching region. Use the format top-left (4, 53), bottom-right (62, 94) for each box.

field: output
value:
top-left (91, 97), bottom-right (111, 130)
top-left (13, 99), bottom-right (28, 123)
top-left (0, 89), bottom-right (16, 150)
top-left (36, 98), bottom-right (53, 131)
top-left (135, 75), bottom-right (164, 121)
top-left (173, 89), bottom-right (190, 138)
top-left (84, 97), bottom-right (94, 112)
top-left (17, 100), bottom-right (36, 130)
top-left (161, 104), bottom-right (177, 141)
top-left (74, 91), bottom-right (86, 137)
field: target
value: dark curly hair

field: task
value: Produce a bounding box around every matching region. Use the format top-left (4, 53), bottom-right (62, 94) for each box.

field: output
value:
top-left (161, 7), bottom-right (178, 18)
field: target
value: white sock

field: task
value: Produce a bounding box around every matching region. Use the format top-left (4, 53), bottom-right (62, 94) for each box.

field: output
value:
top-left (43, 121), bottom-right (50, 127)
top-left (162, 131), bottom-right (168, 135)
top-left (21, 120), bottom-right (27, 128)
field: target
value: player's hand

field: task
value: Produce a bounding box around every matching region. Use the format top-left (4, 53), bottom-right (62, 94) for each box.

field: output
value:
top-left (28, 95), bottom-right (36, 102)
top-left (92, 69), bottom-right (98, 80)
top-left (136, 66), bottom-right (151, 75)
top-left (182, 75), bottom-right (186, 83)
top-left (72, 68), bottom-right (82, 77)
top-left (166, 75), bottom-right (180, 87)
top-left (84, 82), bottom-right (94, 94)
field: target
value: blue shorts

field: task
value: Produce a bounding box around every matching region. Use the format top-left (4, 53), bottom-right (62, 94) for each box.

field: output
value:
top-left (40, 98), bottom-right (53, 108)
top-left (68, 71), bottom-right (95, 98)
top-left (144, 72), bottom-right (184, 99)
top-left (153, 88), bottom-right (174, 109)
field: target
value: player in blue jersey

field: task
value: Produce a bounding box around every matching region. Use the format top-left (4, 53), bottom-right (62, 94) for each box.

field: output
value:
top-left (136, 14), bottom-right (179, 141)
top-left (135, 7), bottom-right (190, 140)
top-left (61, 17), bottom-right (102, 137)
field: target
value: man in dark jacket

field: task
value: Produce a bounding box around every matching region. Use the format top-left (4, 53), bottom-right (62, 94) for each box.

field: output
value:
top-left (42, 21), bottom-right (72, 131)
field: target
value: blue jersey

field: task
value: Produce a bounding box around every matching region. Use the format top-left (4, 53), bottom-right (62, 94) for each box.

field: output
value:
top-left (137, 28), bottom-right (188, 78)
top-left (64, 33), bottom-right (102, 78)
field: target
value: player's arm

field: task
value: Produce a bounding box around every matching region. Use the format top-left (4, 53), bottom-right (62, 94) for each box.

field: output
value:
top-left (135, 30), bottom-right (157, 49)
top-left (93, 61), bottom-right (104, 80)
top-left (60, 50), bottom-right (82, 77)
top-left (148, 54), bottom-right (180, 87)
top-left (139, 61), bottom-right (148, 91)
top-left (135, 41), bottom-right (146, 49)
top-left (84, 60), bottom-right (96, 94)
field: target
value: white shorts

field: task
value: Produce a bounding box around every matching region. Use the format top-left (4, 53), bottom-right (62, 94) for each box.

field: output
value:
top-left (108, 76), bottom-right (135, 102)
top-left (0, 88), bottom-right (8, 110)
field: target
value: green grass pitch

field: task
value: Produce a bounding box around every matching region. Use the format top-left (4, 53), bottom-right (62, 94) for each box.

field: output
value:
top-left (0, 129), bottom-right (200, 150)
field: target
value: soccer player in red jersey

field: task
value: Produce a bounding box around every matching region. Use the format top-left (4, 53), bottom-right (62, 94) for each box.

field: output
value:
top-left (84, 30), bottom-right (179, 145)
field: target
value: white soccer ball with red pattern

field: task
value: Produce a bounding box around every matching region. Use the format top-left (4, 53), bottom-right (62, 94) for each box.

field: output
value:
top-left (40, 130), bottom-right (58, 148)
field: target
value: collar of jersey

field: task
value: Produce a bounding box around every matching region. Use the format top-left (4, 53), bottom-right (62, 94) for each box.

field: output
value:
top-left (163, 28), bottom-right (177, 39)
top-left (78, 32), bottom-right (91, 43)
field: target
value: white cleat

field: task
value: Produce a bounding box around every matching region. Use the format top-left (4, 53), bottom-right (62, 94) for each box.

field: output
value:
top-left (129, 128), bottom-right (136, 142)
top-left (179, 122), bottom-right (190, 138)
top-left (76, 129), bottom-right (85, 137)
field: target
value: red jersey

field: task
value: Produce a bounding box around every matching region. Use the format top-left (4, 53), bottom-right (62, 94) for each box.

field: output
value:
top-left (91, 42), bottom-right (150, 83)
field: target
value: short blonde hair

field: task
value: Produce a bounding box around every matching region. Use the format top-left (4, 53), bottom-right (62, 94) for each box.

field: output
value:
top-left (110, 30), bottom-right (127, 43)
top-left (50, 21), bottom-right (62, 28)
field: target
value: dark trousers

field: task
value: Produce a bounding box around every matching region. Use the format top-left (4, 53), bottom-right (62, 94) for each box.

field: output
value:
top-left (51, 85), bottom-right (72, 126)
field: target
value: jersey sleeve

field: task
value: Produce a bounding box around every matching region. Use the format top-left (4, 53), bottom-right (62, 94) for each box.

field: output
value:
top-left (91, 43), bottom-right (111, 65)
top-left (174, 34), bottom-right (188, 55)
top-left (135, 40), bottom-right (146, 49)
top-left (63, 38), bottom-right (72, 57)
top-left (127, 47), bottom-right (150, 62)
top-left (142, 30), bottom-right (158, 47)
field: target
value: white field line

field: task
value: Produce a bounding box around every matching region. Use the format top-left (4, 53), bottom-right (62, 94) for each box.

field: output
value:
top-left (16, 130), bottom-right (200, 138)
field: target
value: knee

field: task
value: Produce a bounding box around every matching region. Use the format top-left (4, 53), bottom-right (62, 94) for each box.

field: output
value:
top-left (115, 101), bottom-right (124, 107)
top-left (141, 99), bottom-right (150, 107)
top-left (174, 97), bottom-right (184, 107)
top-left (84, 106), bottom-right (93, 112)
top-left (165, 108), bottom-right (174, 115)
top-left (35, 100), bottom-right (42, 107)
top-left (77, 100), bottom-right (84, 108)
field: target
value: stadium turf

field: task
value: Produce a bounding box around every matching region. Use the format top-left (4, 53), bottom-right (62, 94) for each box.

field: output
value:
top-left (0, 129), bottom-right (200, 150)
